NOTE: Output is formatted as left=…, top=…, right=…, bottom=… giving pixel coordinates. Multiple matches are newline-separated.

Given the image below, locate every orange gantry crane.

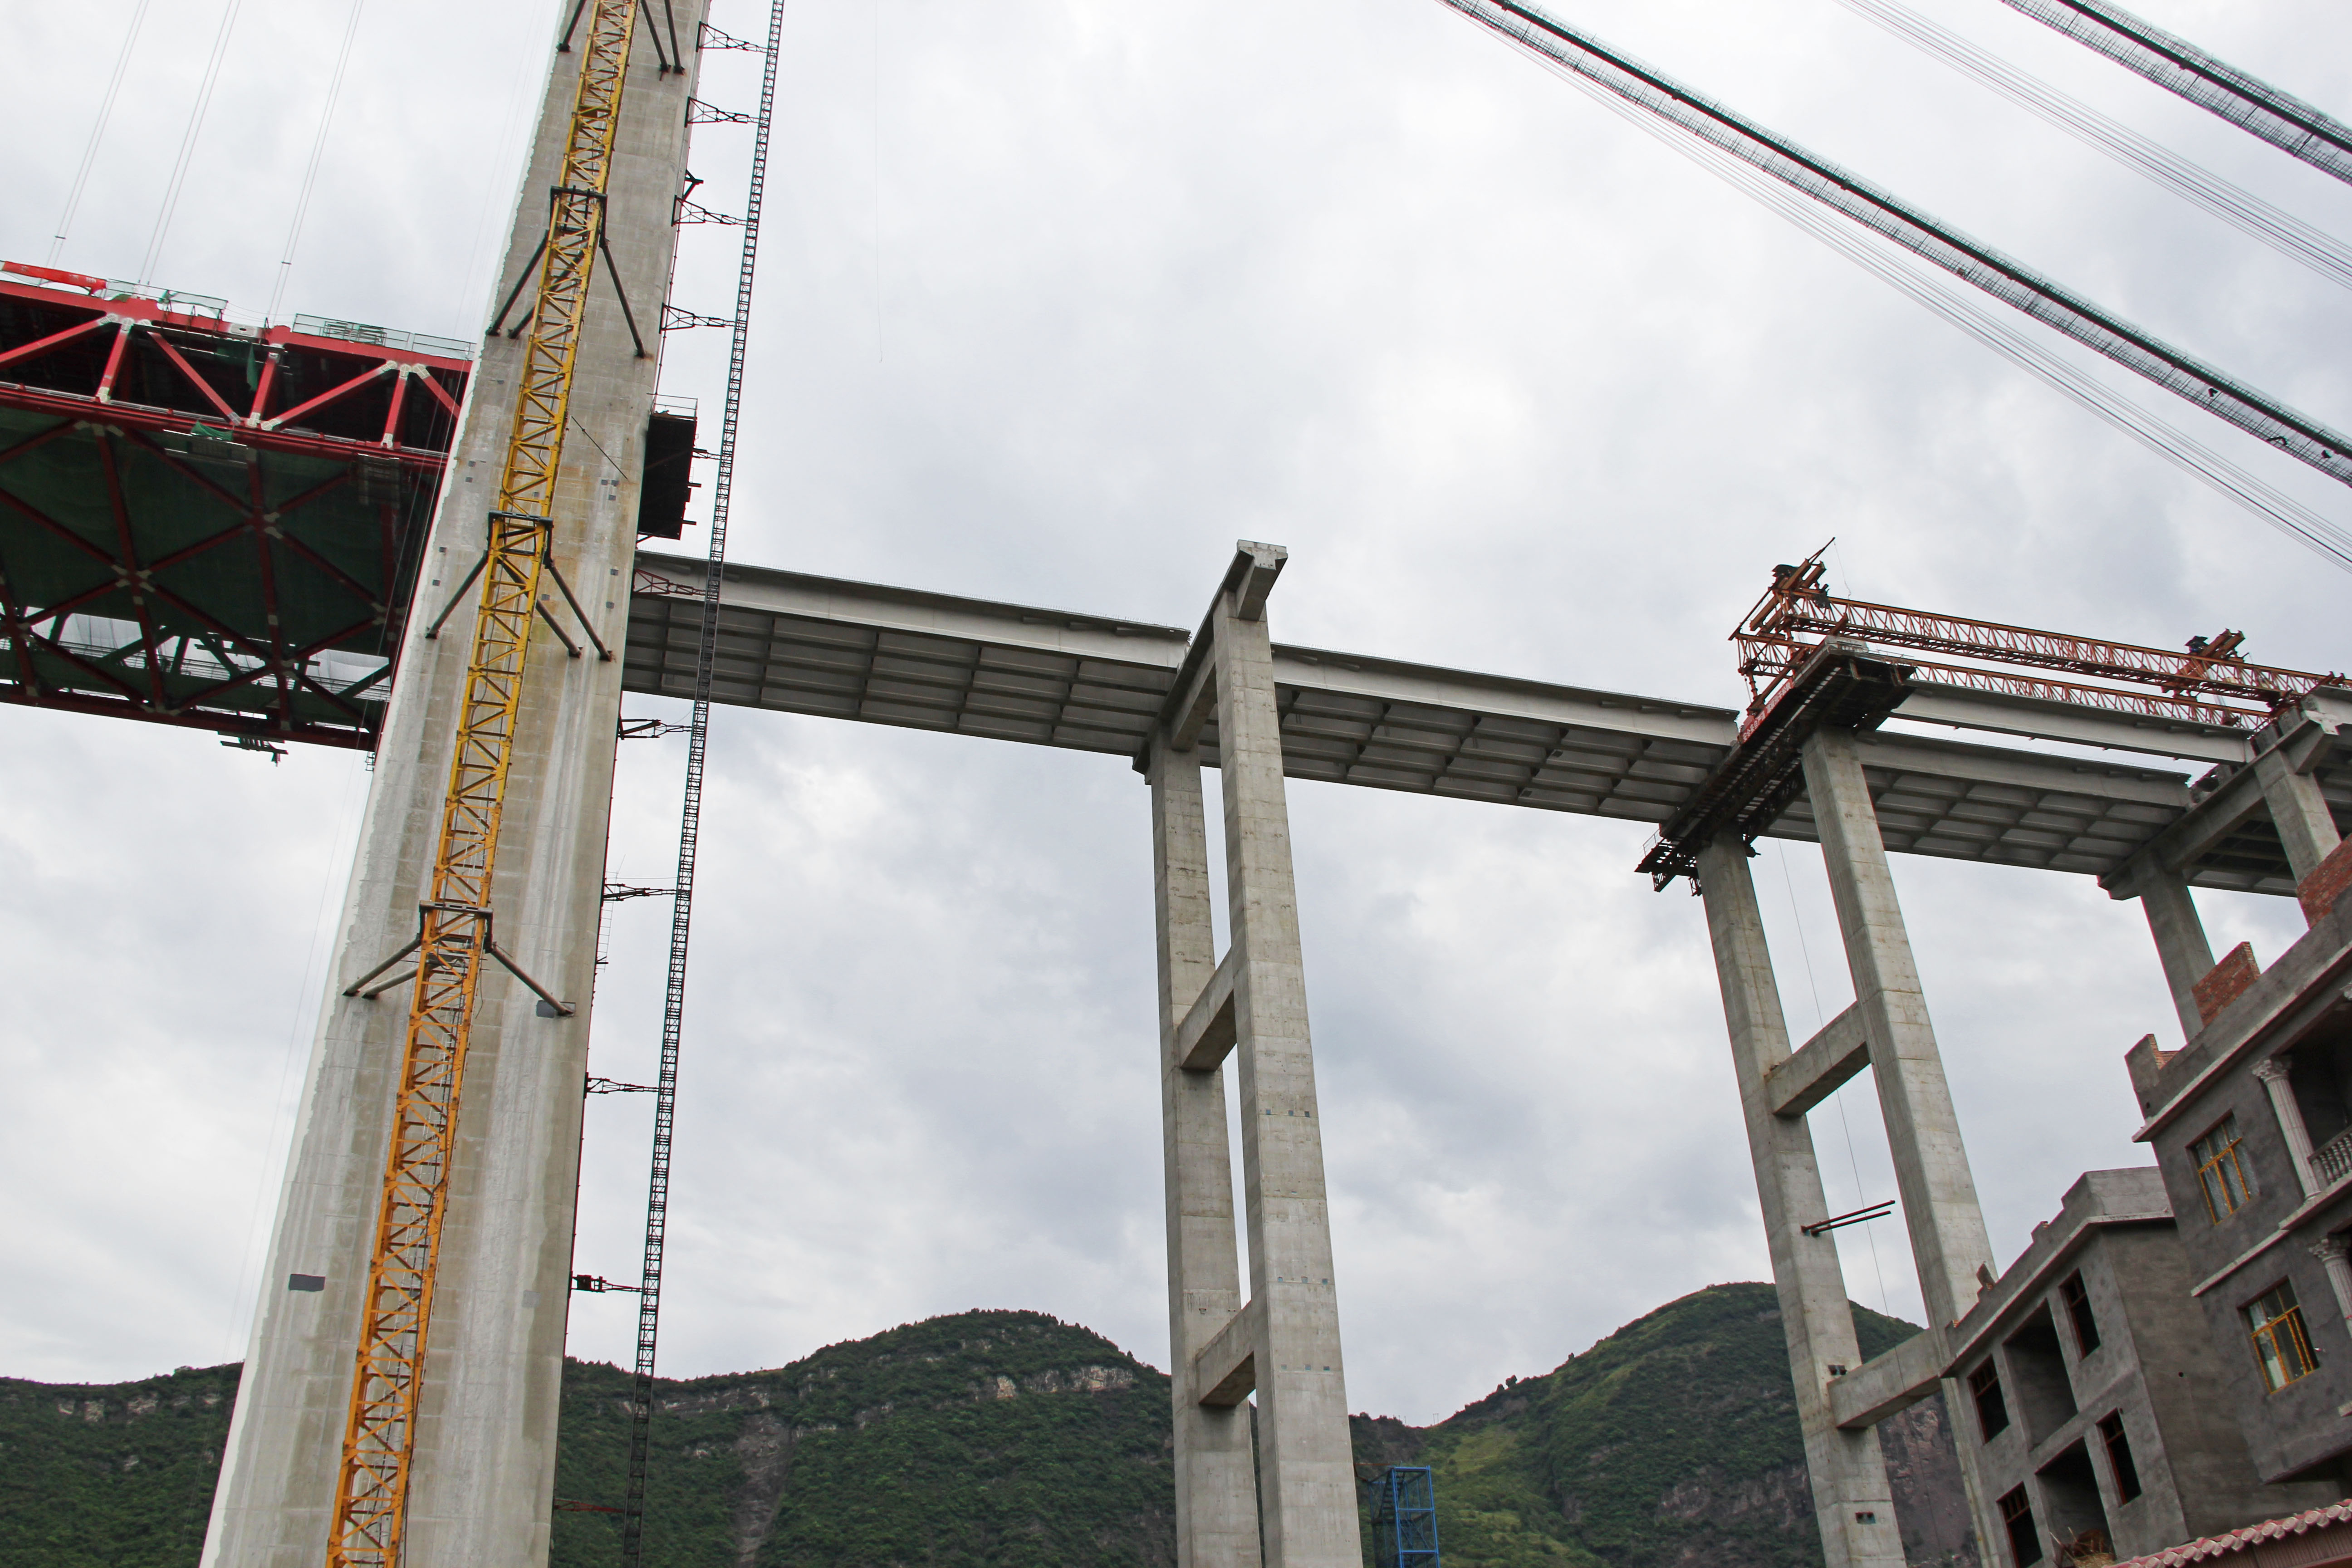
left=1737, top=547, right=2343, bottom=735
left=326, top=4, right=640, bottom=1563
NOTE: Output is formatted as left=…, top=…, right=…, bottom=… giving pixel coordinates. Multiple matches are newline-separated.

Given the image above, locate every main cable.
left=618, top=3, right=786, bottom=1563
left=1434, top=0, right=2352, bottom=498
left=1997, top=0, right=2352, bottom=188
left=1500, top=31, right=2352, bottom=571
left=1843, top=0, right=2352, bottom=291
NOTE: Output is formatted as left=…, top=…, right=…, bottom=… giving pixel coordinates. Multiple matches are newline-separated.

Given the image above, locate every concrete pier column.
left=1211, top=548, right=1358, bottom=1568
left=2136, top=872, right=2217, bottom=1039
left=1696, top=837, right=1904, bottom=1568
left=2253, top=1057, right=2320, bottom=1199
left=201, top=10, right=708, bottom=1566
left=1152, top=542, right=1359, bottom=1568
left=2309, top=1237, right=2352, bottom=1343
left=1149, top=738, right=1266, bottom=1568
left=1800, top=729, right=1994, bottom=1330
left=2254, top=747, right=2342, bottom=886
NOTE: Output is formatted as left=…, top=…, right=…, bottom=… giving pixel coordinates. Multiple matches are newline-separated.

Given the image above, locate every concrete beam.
left=1191, top=1300, right=1264, bottom=1408
left=1175, top=946, right=1241, bottom=1072
left=630, top=554, right=2266, bottom=890
left=2254, top=722, right=2343, bottom=883
left=1232, top=540, right=1285, bottom=622
left=1889, top=682, right=2254, bottom=765
left=1828, top=1328, right=1949, bottom=1431
left=1166, top=642, right=1221, bottom=752
left=1766, top=1004, right=1870, bottom=1119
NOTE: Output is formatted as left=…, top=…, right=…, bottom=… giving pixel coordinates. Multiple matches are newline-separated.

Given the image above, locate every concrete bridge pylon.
left=199, top=8, right=710, bottom=1563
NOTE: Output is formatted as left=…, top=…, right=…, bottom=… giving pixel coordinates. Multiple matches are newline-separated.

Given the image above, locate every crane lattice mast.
left=327, top=5, right=639, bottom=1563
left=615, top=6, right=786, bottom=1565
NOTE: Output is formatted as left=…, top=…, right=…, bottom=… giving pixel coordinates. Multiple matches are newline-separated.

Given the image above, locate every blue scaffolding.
left=1368, top=1465, right=1441, bottom=1568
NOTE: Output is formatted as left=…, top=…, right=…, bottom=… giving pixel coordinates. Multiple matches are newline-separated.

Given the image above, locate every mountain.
left=1347, top=1282, right=1976, bottom=1568
left=0, top=1362, right=240, bottom=1568
left=0, top=1286, right=1975, bottom=1568
left=549, top=1309, right=1174, bottom=1566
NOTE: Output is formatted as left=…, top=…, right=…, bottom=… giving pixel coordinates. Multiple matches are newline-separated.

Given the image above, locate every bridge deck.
left=626, top=551, right=2346, bottom=897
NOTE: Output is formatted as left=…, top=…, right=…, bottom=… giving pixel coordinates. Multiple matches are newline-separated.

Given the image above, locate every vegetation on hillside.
left=0, top=1287, right=1973, bottom=1568
left=1349, top=1282, right=1966, bottom=1568
left=0, top=1363, right=240, bottom=1568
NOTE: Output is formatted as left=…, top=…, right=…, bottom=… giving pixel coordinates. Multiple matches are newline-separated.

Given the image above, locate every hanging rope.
left=265, top=0, right=370, bottom=323
left=47, top=0, right=156, bottom=268
left=138, top=0, right=247, bottom=287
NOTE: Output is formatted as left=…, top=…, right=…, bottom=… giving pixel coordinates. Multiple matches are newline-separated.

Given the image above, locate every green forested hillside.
left=1348, top=1282, right=1975, bottom=1568
left=0, top=1362, right=240, bottom=1568
left=0, top=1287, right=1974, bottom=1568
left=550, top=1309, right=1175, bottom=1567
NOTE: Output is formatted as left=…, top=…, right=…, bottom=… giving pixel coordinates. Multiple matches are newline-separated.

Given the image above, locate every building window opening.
left=2060, top=1270, right=2100, bottom=1356
left=2004, top=1307, right=2080, bottom=1444
left=1969, top=1358, right=2010, bottom=1441
left=1999, top=1485, right=2043, bottom=1566
left=2246, top=1281, right=2318, bottom=1392
left=2190, top=1114, right=2256, bottom=1222
left=2037, top=1440, right=2112, bottom=1562
left=2097, top=1411, right=2142, bottom=1503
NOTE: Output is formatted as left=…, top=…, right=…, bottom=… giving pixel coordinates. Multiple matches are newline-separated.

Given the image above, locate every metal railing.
left=2311, top=1128, right=2352, bottom=1189
left=291, top=313, right=477, bottom=361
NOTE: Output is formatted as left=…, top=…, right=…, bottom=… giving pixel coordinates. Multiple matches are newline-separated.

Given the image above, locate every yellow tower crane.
left=328, top=4, right=641, bottom=1562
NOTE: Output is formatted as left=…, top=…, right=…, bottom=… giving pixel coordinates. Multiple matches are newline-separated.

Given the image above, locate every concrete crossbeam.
left=1890, top=682, right=2253, bottom=764
left=1191, top=1301, right=1264, bottom=1408
left=1176, top=946, right=1241, bottom=1072
left=1827, top=1328, right=1950, bottom=1431
left=1765, top=1003, right=1870, bottom=1119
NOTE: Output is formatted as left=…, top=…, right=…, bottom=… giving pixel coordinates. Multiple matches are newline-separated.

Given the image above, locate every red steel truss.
left=0, top=271, right=472, bottom=747
left=1735, top=549, right=2346, bottom=737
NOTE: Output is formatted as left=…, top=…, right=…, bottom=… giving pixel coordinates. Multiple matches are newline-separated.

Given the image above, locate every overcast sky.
left=3, top=0, right=2348, bottom=1428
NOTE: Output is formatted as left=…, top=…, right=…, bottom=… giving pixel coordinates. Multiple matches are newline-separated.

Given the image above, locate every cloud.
left=3, top=0, right=2346, bottom=1429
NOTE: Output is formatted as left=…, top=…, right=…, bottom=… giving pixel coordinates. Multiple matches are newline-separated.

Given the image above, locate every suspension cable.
left=266, top=0, right=371, bottom=323
left=1486, top=18, right=2352, bottom=573
left=1843, top=0, right=2352, bottom=291
left=138, top=0, right=247, bottom=286
left=1490, top=19, right=2352, bottom=573
left=1435, top=0, right=2352, bottom=498
left=617, top=3, right=785, bottom=1563
left=47, top=0, right=155, bottom=267
left=1997, top=0, right=2352, bottom=188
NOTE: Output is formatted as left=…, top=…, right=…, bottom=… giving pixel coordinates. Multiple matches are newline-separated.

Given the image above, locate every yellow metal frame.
left=327, top=4, right=639, bottom=1563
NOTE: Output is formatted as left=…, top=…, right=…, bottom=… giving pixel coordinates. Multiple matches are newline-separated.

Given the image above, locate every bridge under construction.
left=5, top=3, right=2351, bottom=1568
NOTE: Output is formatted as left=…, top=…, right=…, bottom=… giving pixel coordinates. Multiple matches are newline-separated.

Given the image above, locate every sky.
left=2, top=0, right=2348, bottom=1429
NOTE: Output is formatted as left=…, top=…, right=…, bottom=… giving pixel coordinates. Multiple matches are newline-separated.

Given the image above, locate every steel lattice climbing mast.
left=326, top=5, right=639, bottom=1564
left=617, top=6, right=785, bottom=1564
